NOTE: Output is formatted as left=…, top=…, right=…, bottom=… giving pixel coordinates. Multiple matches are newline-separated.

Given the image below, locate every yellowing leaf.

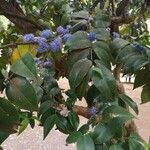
left=10, top=44, right=37, bottom=64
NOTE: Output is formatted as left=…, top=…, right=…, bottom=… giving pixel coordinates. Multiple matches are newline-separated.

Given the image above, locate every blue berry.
left=113, top=32, right=120, bottom=39
left=34, top=37, right=47, bottom=43
left=56, top=26, right=65, bottom=35
left=37, top=43, right=49, bottom=53
left=89, top=106, right=97, bottom=115
left=88, top=32, right=96, bottom=41
left=41, top=29, right=53, bottom=38
left=50, top=37, right=62, bottom=52
left=63, top=33, right=72, bottom=42
left=23, top=34, right=35, bottom=42
left=35, top=37, right=49, bottom=53
left=34, top=57, right=41, bottom=65
left=43, top=59, right=52, bottom=68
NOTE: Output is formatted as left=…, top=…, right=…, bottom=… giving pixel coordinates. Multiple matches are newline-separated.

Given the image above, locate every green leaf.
left=128, top=133, right=144, bottom=150
left=93, top=41, right=111, bottom=55
left=69, top=58, right=92, bottom=89
left=112, top=39, right=129, bottom=50
left=71, top=11, right=89, bottom=19
left=6, top=76, right=38, bottom=111
left=134, top=69, right=150, bottom=89
left=78, top=124, right=89, bottom=135
left=10, top=52, right=37, bottom=80
left=0, top=131, right=9, bottom=145
left=66, top=31, right=91, bottom=51
left=29, top=118, right=35, bottom=129
left=102, top=105, right=135, bottom=123
left=77, top=134, right=95, bottom=150
left=0, top=97, right=19, bottom=121
left=68, top=112, right=79, bottom=130
left=92, top=123, right=113, bottom=144
left=39, top=101, right=51, bottom=114
left=93, top=28, right=111, bottom=41
left=109, top=144, right=124, bottom=150
left=56, top=115, right=68, bottom=132
left=94, top=47, right=111, bottom=69
left=94, top=13, right=110, bottom=28
left=0, top=98, right=19, bottom=133
left=92, top=63, right=117, bottom=99
left=86, top=84, right=100, bottom=107
left=141, top=84, right=150, bottom=103
left=119, top=94, right=139, bottom=114
left=66, top=131, right=82, bottom=144
left=122, top=54, right=149, bottom=74
left=75, top=68, right=92, bottom=99
left=18, top=118, right=29, bottom=135
left=65, top=50, right=89, bottom=72
left=43, top=114, right=56, bottom=139
left=116, top=45, right=137, bottom=61
left=0, top=71, right=5, bottom=92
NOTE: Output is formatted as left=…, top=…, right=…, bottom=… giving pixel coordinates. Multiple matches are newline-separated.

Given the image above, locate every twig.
left=0, top=42, right=37, bottom=49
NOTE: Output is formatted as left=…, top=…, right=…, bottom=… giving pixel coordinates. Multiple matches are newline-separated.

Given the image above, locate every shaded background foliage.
left=0, top=0, right=150, bottom=150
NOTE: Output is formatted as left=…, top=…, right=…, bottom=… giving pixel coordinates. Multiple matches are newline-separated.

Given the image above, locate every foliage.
left=0, top=0, right=150, bottom=150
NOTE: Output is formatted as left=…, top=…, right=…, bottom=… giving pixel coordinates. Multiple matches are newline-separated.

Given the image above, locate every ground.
left=2, top=79, right=150, bottom=150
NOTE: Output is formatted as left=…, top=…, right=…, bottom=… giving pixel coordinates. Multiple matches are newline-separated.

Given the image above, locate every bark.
left=0, top=0, right=42, bottom=33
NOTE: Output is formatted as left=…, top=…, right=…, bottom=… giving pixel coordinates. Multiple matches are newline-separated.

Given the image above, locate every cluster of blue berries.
left=88, top=32, right=97, bottom=42
left=89, top=106, right=97, bottom=116
left=34, top=57, right=52, bottom=68
left=23, top=26, right=97, bottom=68
left=113, top=32, right=120, bottom=39
left=23, top=26, right=73, bottom=68
left=23, top=26, right=73, bottom=54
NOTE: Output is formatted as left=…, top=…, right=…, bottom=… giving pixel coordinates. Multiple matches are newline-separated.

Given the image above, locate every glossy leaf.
left=66, top=31, right=91, bottom=51
left=68, top=112, right=79, bottom=130
left=0, top=98, right=19, bottom=133
left=43, top=114, right=56, bottom=139
left=141, top=84, right=150, bottom=103
left=112, top=38, right=129, bottom=50
left=92, top=63, right=117, bottom=99
left=109, top=144, right=124, bottom=150
left=18, top=118, right=29, bottom=135
left=0, top=131, right=9, bottom=145
left=0, top=97, right=19, bottom=121
left=66, top=131, right=82, bottom=144
left=102, top=105, right=134, bottom=123
left=134, top=69, right=150, bottom=89
left=69, top=58, right=92, bottom=90
left=11, top=52, right=37, bottom=80
left=77, top=134, right=95, bottom=150
left=92, top=123, right=113, bottom=144
left=6, top=76, right=38, bottom=111
left=78, top=124, right=89, bottom=135
left=94, top=47, right=111, bottom=69
left=128, top=133, right=144, bottom=150
left=11, top=44, right=37, bottom=64
left=119, top=94, right=139, bottom=114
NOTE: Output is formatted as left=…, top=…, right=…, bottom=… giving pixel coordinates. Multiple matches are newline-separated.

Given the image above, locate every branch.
left=0, top=0, right=42, bottom=33
left=73, top=105, right=91, bottom=119
left=111, top=16, right=133, bottom=25
left=113, top=64, right=125, bottom=94
left=0, top=12, right=42, bottom=30
left=0, top=42, right=37, bottom=49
